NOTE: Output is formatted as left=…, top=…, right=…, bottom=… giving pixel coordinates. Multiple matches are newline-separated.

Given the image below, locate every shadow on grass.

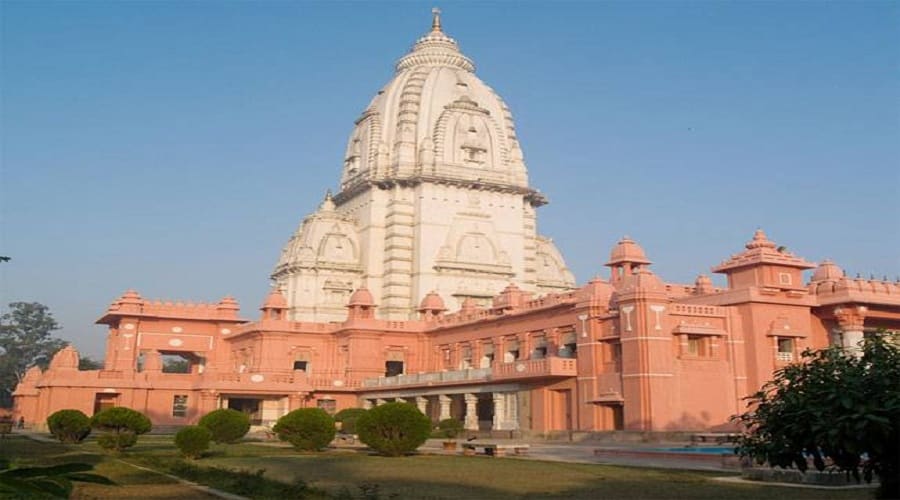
left=203, top=454, right=868, bottom=500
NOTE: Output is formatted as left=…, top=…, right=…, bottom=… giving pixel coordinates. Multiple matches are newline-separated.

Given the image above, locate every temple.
left=12, top=13, right=900, bottom=434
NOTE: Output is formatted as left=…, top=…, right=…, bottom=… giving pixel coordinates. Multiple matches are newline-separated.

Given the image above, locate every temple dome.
left=811, top=259, right=843, bottom=282
left=418, top=291, right=446, bottom=312
left=605, top=237, right=652, bottom=266
left=261, top=288, right=288, bottom=309
left=339, top=10, right=529, bottom=193
left=348, top=287, right=375, bottom=307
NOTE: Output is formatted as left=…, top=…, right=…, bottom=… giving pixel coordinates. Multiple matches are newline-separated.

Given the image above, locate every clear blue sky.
left=2, top=1, right=898, bottom=360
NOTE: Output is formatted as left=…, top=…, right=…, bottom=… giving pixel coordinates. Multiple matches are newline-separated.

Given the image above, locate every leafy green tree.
left=91, top=407, right=152, bottom=453
left=273, top=408, right=336, bottom=451
left=198, top=408, right=250, bottom=444
left=334, top=407, right=367, bottom=435
left=47, top=409, right=92, bottom=444
left=174, top=425, right=212, bottom=459
left=356, top=402, right=431, bottom=457
left=735, top=332, right=899, bottom=499
left=78, top=357, right=103, bottom=371
left=0, top=302, right=66, bottom=407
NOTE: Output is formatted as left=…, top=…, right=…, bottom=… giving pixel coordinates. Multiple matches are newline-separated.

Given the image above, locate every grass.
left=0, top=434, right=874, bottom=499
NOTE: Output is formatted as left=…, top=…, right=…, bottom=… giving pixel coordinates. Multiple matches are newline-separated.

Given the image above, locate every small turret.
left=418, top=291, right=446, bottom=321
left=605, top=237, right=652, bottom=285
left=260, top=288, right=289, bottom=320
left=346, top=286, right=376, bottom=320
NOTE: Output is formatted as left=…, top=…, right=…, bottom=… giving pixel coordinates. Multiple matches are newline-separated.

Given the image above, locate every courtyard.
left=1, top=433, right=872, bottom=499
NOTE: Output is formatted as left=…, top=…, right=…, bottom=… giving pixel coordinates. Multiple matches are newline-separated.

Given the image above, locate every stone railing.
left=670, top=304, right=726, bottom=317
left=493, top=357, right=577, bottom=379
left=361, top=368, right=492, bottom=388
left=361, top=356, right=577, bottom=389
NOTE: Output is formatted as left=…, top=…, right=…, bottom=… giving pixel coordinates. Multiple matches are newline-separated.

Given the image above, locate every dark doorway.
left=228, top=398, right=262, bottom=425
left=385, top=361, right=404, bottom=377
left=476, top=394, right=494, bottom=431
left=93, top=393, right=117, bottom=415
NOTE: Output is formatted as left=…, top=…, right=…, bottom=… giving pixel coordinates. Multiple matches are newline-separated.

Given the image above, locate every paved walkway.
left=418, top=438, right=735, bottom=471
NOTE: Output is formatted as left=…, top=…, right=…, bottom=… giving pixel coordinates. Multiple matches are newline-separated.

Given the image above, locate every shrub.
left=334, top=408, right=368, bottom=435
left=437, top=418, right=464, bottom=440
left=175, top=425, right=212, bottom=459
left=272, top=408, right=335, bottom=451
left=356, top=402, right=431, bottom=457
left=47, top=409, right=92, bottom=444
left=91, top=407, right=151, bottom=452
left=198, top=409, right=250, bottom=444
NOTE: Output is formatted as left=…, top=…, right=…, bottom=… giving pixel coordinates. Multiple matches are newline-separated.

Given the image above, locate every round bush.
left=175, top=425, right=212, bottom=459
left=272, top=408, right=336, bottom=451
left=91, top=407, right=151, bottom=452
left=198, top=408, right=250, bottom=444
left=334, top=408, right=368, bottom=435
left=356, top=402, right=431, bottom=457
left=47, top=409, right=92, bottom=443
left=437, top=418, right=464, bottom=439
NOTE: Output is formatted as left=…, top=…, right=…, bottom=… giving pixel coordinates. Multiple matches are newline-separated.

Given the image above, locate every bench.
left=691, top=433, right=740, bottom=444
left=462, top=443, right=530, bottom=457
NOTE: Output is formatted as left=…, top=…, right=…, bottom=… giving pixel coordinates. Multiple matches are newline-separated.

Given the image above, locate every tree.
left=174, top=425, right=212, bottom=459
left=198, top=409, right=250, bottom=444
left=334, top=407, right=368, bottom=435
left=273, top=408, right=336, bottom=451
left=356, top=402, right=431, bottom=457
left=91, top=407, right=152, bottom=453
left=0, top=302, right=66, bottom=407
left=78, top=357, right=103, bottom=371
left=734, top=332, right=899, bottom=499
left=47, top=409, right=92, bottom=444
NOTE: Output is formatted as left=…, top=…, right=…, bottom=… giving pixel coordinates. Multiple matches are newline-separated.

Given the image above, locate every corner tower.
left=274, top=10, right=575, bottom=321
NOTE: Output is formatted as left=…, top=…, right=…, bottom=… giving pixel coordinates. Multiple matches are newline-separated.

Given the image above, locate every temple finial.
left=431, top=7, right=442, bottom=32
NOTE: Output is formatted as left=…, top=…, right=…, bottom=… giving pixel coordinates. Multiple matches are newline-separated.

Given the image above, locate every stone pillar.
left=464, top=394, right=478, bottom=430
left=288, top=393, right=304, bottom=412
left=492, top=393, right=505, bottom=430
left=835, top=306, right=867, bottom=355
left=438, top=395, right=451, bottom=421
left=506, top=392, right=519, bottom=430
left=415, top=396, right=428, bottom=415
left=199, top=390, right=219, bottom=416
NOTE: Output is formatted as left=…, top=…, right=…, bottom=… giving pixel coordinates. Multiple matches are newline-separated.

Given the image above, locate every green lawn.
left=0, top=435, right=874, bottom=499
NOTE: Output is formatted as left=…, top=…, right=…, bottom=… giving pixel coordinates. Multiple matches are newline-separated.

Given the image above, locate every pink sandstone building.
left=13, top=13, right=900, bottom=434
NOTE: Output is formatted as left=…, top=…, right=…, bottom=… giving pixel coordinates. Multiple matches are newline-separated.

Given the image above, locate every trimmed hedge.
left=357, top=402, right=431, bottom=457
left=91, top=407, right=151, bottom=452
left=175, top=425, right=212, bottom=459
left=47, top=409, right=92, bottom=443
left=334, top=408, right=368, bottom=435
left=198, top=409, right=250, bottom=444
left=272, top=408, right=335, bottom=451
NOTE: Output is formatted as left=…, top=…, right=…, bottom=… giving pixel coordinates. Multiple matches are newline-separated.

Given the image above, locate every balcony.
left=361, top=357, right=577, bottom=389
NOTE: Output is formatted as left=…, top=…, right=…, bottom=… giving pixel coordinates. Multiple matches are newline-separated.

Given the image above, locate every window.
left=777, top=337, right=794, bottom=362
left=504, top=349, right=519, bottom=363
left=385, top=361, right=404, bottom=377
left=685, top=335, right=710, bottom=357
left=172, top=395, right=188, bottom=417
left=317, top=399, right=336, bottom=415
left=604, top=342, right=621, bottom=364
left=292, top=360, right=308, bottom=372
left=559, top=343, right=577, bottom=359
left=532, top=346, right=547, bottom=359
left=460, top=345, right=473, bottom=369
